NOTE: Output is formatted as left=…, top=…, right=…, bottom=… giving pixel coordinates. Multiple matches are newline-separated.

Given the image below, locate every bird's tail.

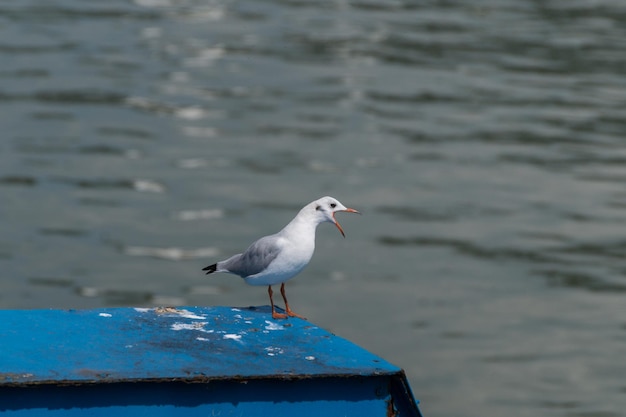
left=202, top=263, right=218, bottom=274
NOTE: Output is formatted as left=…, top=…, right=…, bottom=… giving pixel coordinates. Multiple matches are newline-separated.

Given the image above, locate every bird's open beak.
left=332, top=208, right=360, bottom=238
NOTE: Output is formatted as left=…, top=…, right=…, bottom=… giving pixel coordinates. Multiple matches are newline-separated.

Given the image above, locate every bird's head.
left=311, top=196, right=360, bottom=237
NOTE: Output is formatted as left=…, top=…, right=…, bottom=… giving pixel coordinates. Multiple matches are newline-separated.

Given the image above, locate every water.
left=2, top=1, right=626, bottom=415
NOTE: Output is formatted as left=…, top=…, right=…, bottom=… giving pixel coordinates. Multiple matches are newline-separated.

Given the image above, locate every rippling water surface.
left=3, top=1, right=626, bottom=416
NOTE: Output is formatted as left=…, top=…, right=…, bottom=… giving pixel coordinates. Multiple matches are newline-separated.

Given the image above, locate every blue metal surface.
left=0, top=306, right=422, bottom=416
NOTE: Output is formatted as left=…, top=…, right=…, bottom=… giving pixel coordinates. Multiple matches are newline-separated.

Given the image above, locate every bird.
left=202, top=196, right=360, bottom=319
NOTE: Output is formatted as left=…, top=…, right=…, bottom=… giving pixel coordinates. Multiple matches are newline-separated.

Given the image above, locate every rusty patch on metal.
left=386, top=395, right=398, bottom=417
left=0, top=372, right=375, bottom=388
left=75, top=369, right=113, bottom=379
left=154, top=306, right=180, bottom=314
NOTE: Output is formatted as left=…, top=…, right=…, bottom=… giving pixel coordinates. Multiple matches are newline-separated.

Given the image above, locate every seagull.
left=202, top=196, right=360, bottom=319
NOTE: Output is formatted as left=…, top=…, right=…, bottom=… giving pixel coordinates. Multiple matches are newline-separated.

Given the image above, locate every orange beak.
left=332, top=208, right=360, bottom=238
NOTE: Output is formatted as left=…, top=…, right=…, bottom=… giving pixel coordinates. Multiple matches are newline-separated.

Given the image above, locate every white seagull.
left=203, top=196, right=360, bottom=319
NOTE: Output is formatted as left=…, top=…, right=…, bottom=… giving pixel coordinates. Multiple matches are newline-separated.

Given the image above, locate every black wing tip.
left=202, top=263, right=217, bottom=274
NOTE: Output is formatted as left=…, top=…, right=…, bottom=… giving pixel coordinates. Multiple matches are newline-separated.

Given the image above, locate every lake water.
left=2, top=1, right=626, bottom=416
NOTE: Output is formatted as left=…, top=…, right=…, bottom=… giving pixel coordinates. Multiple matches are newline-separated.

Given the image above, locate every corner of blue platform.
left=0, top=305, right=423, bottom=416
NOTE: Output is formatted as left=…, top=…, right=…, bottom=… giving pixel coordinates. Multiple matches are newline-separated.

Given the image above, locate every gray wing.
left=221, top=235, right=282, bottom=278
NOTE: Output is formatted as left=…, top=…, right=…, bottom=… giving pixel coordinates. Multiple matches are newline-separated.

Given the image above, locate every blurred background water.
left=2, top=0, right=626, bottom=416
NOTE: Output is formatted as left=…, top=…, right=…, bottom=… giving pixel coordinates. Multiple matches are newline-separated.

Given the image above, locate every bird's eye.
left=330, top=203, right=337, bottom=208
left=316, top=205, right=321, bottom=210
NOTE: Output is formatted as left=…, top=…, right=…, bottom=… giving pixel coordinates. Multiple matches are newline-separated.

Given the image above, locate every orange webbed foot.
left=286, top=309, right=306, bottom=320
left=271, top=311, right=288, bottom=319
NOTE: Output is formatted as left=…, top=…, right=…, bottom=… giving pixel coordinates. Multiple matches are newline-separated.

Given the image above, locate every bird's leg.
left=280, top=283, right=306, bottom=319
left=268, top=285, right=287, bottom=319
